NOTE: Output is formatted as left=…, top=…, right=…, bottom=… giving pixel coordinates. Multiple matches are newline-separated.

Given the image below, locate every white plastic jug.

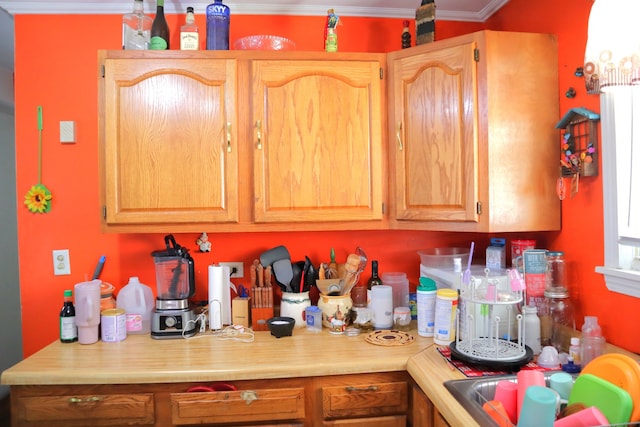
left=116, top=277, right=154, bottom=334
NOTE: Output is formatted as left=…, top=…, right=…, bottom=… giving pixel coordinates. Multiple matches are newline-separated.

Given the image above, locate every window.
left=595, top=87, right=640, bottom=297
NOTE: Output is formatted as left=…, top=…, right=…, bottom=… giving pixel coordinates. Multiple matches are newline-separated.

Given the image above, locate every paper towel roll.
left=208, top=264, right=231, bottom=330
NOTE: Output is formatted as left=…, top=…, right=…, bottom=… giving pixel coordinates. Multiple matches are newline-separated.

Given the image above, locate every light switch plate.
left=59, top=121, right=75, bottom=143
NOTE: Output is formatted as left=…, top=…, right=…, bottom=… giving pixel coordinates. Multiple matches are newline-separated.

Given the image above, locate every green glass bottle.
left=150, top=0, right=170, bottom=50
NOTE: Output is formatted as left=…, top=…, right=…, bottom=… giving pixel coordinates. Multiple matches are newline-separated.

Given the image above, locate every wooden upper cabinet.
left=100, top=52, right=238, bottom=227
left=389, top=41, right=477, bottom=224
left=388, top=31, right=561, bottom=232
left=251, top=58, right=385, bottom=223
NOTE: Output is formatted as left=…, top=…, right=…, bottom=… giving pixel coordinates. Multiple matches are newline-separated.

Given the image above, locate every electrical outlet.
left=52, top=249, right=71, bottom=275
left=219, top=262, right=244, bottom=278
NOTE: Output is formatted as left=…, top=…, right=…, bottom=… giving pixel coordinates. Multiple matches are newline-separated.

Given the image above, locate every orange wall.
left=12, top=2, right=638, bottom=358
left=487, top=0, right=640, bottom=353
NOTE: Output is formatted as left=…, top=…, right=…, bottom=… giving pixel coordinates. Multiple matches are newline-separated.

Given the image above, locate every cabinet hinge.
left=476, top=202, right=482, bottom=215
left=474, top=48, right=480, bottom=62
left=382, top=202, right=385, bottom=214
left=102, top=206, right=107, bottom=220
left=100, top=64, right=105, bottom=78
left=379, top=67, right=384, bottom=80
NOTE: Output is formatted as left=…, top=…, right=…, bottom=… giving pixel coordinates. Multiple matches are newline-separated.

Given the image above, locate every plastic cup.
left=482, top=400, right=512, bottom=427
left=517, top=385, right=557, bottom=427
left=516, top=370, right=545, bottom=418
left=493, top=380, right=518, bottom=424
left=549, top=372, right=573, bottom=401
left=554, top=406, right=609, bottom=427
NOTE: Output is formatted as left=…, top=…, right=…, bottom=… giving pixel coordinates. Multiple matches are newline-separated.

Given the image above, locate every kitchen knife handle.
left=255, top=120, right=262, bottom=150
left=396, top=121, right=404, bottom=151
left=226, top=122, right=232, bottom=153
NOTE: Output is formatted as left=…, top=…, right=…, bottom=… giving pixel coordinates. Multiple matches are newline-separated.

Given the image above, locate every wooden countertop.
left=1, top=327, right=437, bottom=386
left=4, top=326, right=637, bottom=427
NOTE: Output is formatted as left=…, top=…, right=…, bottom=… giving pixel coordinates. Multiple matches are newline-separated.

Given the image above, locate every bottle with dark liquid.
left=401, top=20, right=411, bottom=49
left=367, top=260, right=384, bottom=290
left=150, top=0, right=170, bottom=50
left=60, top=290, right=77, bottom=343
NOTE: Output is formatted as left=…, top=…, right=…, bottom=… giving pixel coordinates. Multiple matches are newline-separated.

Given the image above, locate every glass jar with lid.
left=543, top=287, right=575, bottom=353
left=546, top=251, right=567, bottom=290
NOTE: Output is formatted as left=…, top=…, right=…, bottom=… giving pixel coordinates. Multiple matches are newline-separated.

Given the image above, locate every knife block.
left=251, top=307, right=273, bottom=331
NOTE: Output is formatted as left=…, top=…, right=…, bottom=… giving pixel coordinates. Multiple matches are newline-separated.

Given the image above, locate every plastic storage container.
left=116, top=276, right=154, bottom=334
left=380, top=272, right=409, bottom=309
left=417, top=277, right=437, bottom=337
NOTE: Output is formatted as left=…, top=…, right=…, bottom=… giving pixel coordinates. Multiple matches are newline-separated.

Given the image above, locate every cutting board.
left=568, top=373, right=633, bottom=424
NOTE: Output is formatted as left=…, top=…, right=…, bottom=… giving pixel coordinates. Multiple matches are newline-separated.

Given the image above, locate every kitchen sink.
left=444, top=371, right=640, bottom=427
left=444, top=373, right=519, bottom=427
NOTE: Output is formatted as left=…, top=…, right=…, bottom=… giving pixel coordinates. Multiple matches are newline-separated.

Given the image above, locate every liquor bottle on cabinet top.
left=150, top=0, right=170, bottom=50
left=206, top=0, right=230, bottom=50
left=123, top=0, right=152, bottom=50
left=180, top=7, right=199, bottom=50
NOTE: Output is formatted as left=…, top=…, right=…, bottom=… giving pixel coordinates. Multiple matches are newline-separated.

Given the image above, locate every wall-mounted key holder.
left=556, top=107, right=600, bottom=178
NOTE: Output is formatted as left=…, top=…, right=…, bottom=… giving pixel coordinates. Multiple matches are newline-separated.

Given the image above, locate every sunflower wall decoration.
left=24, top=106, right=53, bottom=213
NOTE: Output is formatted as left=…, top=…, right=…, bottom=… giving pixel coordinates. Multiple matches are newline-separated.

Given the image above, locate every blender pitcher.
left=152, top=235, right=195, bottom=301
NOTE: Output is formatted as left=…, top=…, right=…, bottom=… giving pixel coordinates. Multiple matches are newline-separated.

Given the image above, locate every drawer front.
left=322, top=381, right=408, bottom=418
left=17, top=393, right=154, bottom=425
left=171, top=387, right=305, bottom=425
left=323, top=415, right=407, bottom=426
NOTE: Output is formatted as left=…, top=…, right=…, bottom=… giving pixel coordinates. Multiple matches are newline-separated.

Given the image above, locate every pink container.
left=554, top=406, right=609, bottom=427
left=494, top=380, right=518, bottom=424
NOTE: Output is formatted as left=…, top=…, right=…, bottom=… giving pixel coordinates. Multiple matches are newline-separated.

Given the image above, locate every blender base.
left=151, top=307, right=197, bottom=339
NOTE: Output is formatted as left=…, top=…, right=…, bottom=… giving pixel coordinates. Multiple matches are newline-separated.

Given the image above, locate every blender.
left=151, top=235, right=197, bottom=339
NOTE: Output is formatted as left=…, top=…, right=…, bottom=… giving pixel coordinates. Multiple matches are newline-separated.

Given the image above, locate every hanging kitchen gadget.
left=150, top=234, right=197, bottom=339
left=450, top=268, right=533, bottom=370
left=24, top=106, right=53, bottom=213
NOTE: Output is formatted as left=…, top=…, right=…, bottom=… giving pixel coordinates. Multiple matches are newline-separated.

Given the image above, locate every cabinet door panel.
left=391, top=42, right=477, bottom=222
left=103, top=58, right=238, bottom=224
left=252, top=60, right=383, bottom=223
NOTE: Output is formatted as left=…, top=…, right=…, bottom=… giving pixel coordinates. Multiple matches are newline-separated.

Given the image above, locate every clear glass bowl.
left=233, top=35, right=296, bottom=50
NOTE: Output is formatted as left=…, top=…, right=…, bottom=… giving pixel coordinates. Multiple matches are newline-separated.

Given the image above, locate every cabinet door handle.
left=255, top=120, right=262, bottom=150
left=226, top=122, right=232, bottom=153
left=396, top=122, right=404, bottom=151
left=68, top=396, right=103, bottom=404
left=345, top=385, right=378, bottom=392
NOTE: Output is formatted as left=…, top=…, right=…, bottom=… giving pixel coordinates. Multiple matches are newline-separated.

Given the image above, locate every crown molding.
left=0, top=0, right=508, bottom=22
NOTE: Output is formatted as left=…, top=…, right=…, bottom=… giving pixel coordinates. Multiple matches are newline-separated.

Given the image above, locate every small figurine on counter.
left=196, top=232, right=212, bottom=252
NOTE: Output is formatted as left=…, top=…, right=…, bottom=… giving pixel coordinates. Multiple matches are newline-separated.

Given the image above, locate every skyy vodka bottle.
left=206, top=0, right=230, bottom=50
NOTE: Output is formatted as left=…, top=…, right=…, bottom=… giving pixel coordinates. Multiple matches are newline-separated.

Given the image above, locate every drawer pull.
left=68, top=396, right=103, bottom=404
left=345, top=385, right=378, bottom=392
left=241, top=390, right=258, bottom=405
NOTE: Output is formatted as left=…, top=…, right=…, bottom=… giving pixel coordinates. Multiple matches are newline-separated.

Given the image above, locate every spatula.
left=273, top=259, right=294, bottom=292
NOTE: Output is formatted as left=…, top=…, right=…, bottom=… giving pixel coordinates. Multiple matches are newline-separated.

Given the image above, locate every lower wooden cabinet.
left=170, top=387, right=305, bottom=425
left=9, top=372, right=414, bottom=427
left=412, top=385, right=451, bottom=427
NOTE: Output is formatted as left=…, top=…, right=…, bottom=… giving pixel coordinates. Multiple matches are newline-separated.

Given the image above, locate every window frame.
left=595, top=87, right=640, bottom=297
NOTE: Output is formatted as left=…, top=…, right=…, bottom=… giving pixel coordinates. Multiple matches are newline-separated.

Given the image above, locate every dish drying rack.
left=451, top=268, right=532, bottom=367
